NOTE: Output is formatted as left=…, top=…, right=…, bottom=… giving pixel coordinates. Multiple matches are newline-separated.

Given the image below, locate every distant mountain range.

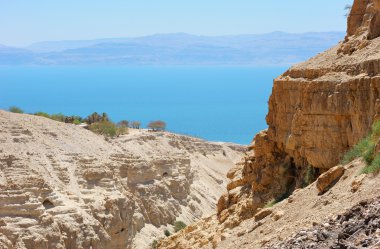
left=0, top=32, right=345, bottom=66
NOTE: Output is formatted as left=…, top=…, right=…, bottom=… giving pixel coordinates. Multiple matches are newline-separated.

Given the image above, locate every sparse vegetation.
left=50, top=113, right=66, bottom=122
left=173, top=220, right=187, bottom=232
left=164, top=229, right=171, bottom=237
left=9, top=106, right=24, bottom=114
left=303, top=165, right=318, bottom=186
left=341, top=121, right=380, bottom=174
left=131, top=121, right=141, bottom=129
left=118, top=120, right=129, bottom=128
left=264, top=199, right=277, bottom=208
left=148, top=120, right=166, bottom=131
left=88, top=120, right=127, bottom=138
left=7, top=106, right=153, bottom=138
left=86, top=112, right=108, bottom=124
left=89, top=121, right=117, bottom=137
left=35, top=112, right=50, bottom=118
left=264, top=190, right=293, bottom=208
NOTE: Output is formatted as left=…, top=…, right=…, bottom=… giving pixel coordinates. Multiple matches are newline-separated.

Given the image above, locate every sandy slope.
left=158, top=159, right=380, bottom=248
left=0, top=110, right=246, bottom=249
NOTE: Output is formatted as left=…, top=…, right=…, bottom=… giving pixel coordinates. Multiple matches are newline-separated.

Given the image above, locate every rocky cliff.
left=218, top=0, right=380, bottom=221
left=158, top=0, right=380, bottom=248
left=0, top=110, right=245, bottom=249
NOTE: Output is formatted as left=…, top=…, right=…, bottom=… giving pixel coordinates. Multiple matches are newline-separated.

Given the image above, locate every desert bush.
left=9, top=106, right=24, bottom=114
left=131, top=121, right=141, bottom=129
left=164, top=230, right=171, bottom=237
left=173, top=221, right=187, bottom=232
left=50, top=113, right=66, bottom=122
left=73, top=119, right=82, bottom=125
left=148, top=120, right=166, bottom=131
left=101, top=112, right=109, bottom=122
left=341, top=121, right=380, bottom=174
left=118, top=120, right=129, bottom=128
left=264, top=199, right=277, bottom=208
left=89, top=121, right=117, bottom=137
left=362, top=154, right=380, bottom=174
left=35, top=112, right=50, bottom=118
left=116, top=126, right=128, bottom=136
left=87, top=112, right=102, bottom=124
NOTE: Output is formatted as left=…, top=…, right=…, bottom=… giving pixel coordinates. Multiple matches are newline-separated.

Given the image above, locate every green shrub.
left=363, top=154, right=380, bottom=174
left=173, top=221, right=187, bottom=232
left=73, top=119, right=82, bottom=125
left=341, top=121, right=380, bottom=174
left=50, top=113, right=66, bottom=122
left=89, top=121, right=117, bottom=137
left=264, top=199, right=277, bottom=208
left=9, top=106, right=24, bottom=114
left=35, top=112, right=51, bottom=118
left=341, top=137, right=371, bottom=164
left=164, top=230, right=171, bottom=237
left=372, top=121, right=380, bottom=137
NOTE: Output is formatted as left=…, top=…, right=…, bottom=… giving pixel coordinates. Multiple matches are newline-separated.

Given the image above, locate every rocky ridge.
left=158, top=0, right=380, bottom=248
left=0, top=110, right=245, bottom=249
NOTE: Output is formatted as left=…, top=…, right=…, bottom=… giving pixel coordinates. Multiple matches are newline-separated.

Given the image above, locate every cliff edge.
left=158, top=0, right=380, bottom=248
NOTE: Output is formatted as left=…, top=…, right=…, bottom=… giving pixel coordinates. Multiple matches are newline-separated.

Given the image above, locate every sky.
left=1, top=0, right=353, bottom=47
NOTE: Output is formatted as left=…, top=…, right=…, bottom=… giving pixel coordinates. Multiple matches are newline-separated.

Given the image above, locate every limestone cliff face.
left=0, top=110, right=245, bottom=249
left=219, top=0, right=380, bottom=216
left=159, top=1, right=380, bottom=248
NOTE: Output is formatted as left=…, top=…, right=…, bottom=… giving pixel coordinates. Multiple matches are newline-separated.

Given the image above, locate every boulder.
left=316, top=166, right=345, bottom=194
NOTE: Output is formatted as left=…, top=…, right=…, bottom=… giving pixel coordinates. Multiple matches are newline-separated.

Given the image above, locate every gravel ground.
left=270, top=197, right=380, bottom=249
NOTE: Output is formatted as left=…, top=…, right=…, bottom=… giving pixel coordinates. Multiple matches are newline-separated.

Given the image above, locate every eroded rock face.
left=220, top=0, right=380, bottom=217
left=159, top=0, right=380, bottom=248
left=0, top=110, right=245, bottom=249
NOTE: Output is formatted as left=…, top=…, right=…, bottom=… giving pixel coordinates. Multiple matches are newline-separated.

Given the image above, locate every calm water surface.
left=0, top=66, right=286, bottom=144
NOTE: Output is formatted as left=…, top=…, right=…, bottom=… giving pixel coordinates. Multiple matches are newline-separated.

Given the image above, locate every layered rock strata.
left=0, top=110, right=245, bottom=249
left=218, top=0, right=380, bottom=221
left=159, top=0, right=380, bottom=248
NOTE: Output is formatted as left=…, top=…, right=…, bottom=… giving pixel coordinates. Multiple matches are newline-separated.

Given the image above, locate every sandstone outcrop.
left=316, top=166, right=345, bottom=194
left=158, top=0, right=380, bottom=248
left=0, top=110, right=245, bottom=249
left=216, top=0, right=380, bottom=221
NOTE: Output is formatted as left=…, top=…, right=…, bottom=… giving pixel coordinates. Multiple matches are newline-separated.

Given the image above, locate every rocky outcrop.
left=217, top=0, right=380, bottom=221
left=158, top=0, right=380, bottom=248
left=0, top=110, right=245, bottom=249
left=316, top=166, right=345, bottom=194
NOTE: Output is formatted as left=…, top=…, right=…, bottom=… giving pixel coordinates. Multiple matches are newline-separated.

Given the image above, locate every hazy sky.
left=1, top=0, right=352, bottom=46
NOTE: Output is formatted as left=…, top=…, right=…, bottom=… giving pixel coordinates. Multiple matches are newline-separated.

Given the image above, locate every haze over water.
left=0, top=66, right=286, bottom=144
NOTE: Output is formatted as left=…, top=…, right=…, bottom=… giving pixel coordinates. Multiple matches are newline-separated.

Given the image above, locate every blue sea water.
left=0, top=66, right=286, bottom=144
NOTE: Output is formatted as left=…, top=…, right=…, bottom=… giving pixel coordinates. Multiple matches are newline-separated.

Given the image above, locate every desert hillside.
left=158, top=0, right=380, bottom=248
left=0, top=110, right=245, bottom=249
